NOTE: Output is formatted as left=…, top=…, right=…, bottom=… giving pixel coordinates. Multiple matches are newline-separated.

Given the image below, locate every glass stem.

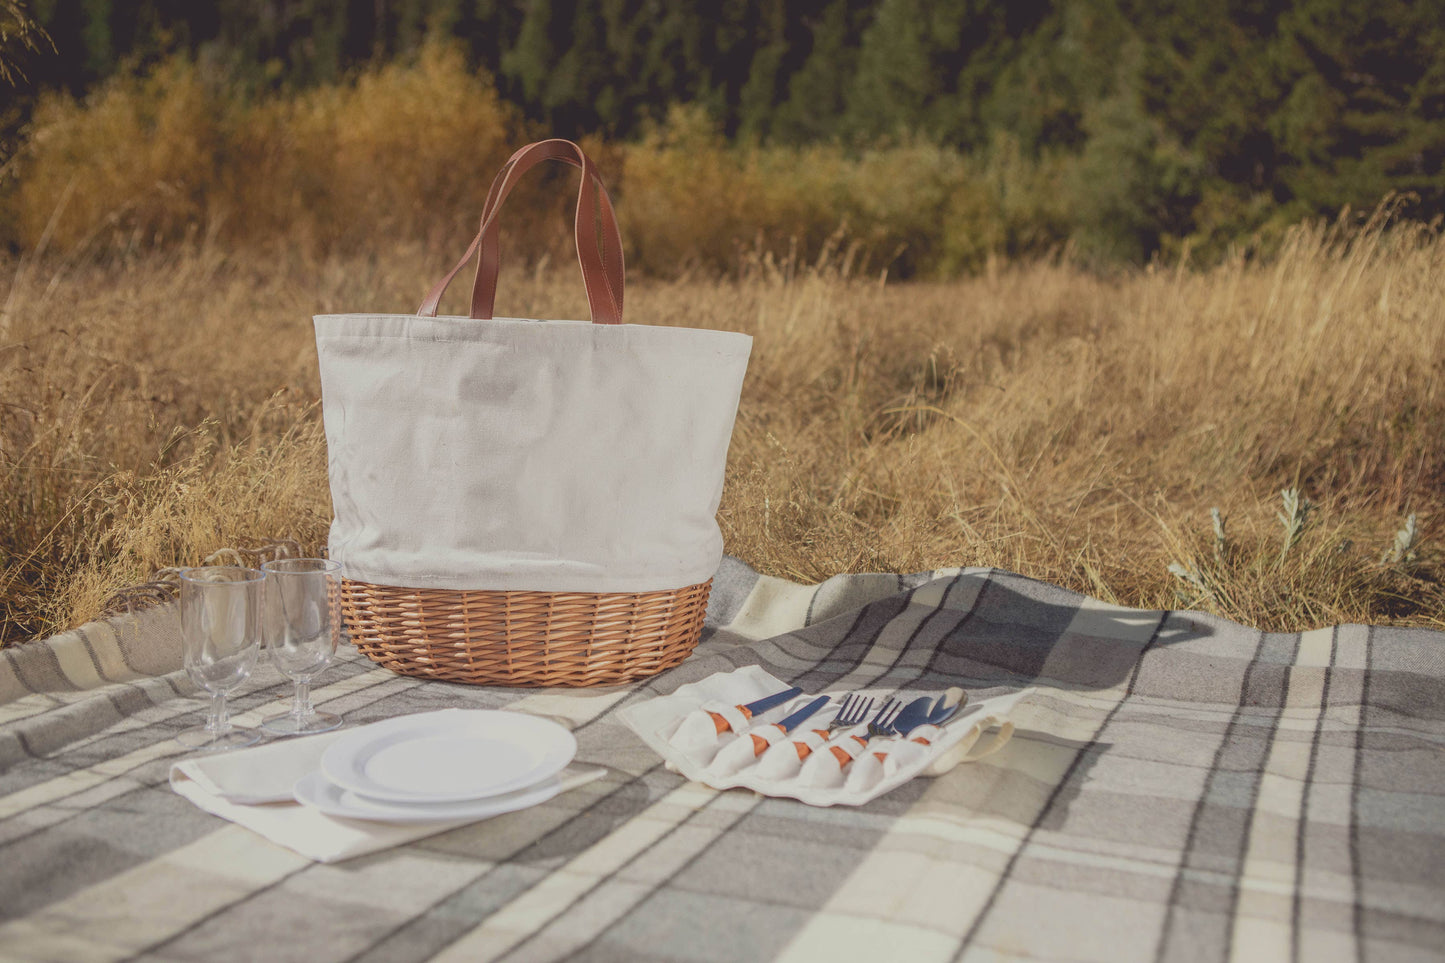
left=208, top=691, right=230, bottom=733
left=292, top=680, right=313, bottom=719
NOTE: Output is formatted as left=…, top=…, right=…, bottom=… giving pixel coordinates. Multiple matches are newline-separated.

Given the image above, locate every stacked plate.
left=293, top=709, right=577, bottom=823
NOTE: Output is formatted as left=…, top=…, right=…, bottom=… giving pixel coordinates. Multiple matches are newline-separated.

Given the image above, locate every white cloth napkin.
left=171, top=729, right=349, bottom=804
left=170, top=723, right=604, bottom=863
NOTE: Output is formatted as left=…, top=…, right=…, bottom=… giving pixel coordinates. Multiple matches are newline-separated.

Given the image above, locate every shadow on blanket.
left=696, top=564, right=1215, bottom=698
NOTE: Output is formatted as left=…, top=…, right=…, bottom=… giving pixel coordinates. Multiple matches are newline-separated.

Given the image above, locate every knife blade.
left=707, top=686, right=804, bottom=734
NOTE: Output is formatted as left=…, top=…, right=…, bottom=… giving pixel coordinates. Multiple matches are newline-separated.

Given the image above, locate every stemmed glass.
left=261, top=557, right=344, bottom=735
left=177, top=566, right=264, bottom=750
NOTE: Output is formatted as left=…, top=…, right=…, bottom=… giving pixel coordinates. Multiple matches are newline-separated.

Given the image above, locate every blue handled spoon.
left=887, top=697, right=935, bottom=737
left=892, top=688, right=968, bottom=738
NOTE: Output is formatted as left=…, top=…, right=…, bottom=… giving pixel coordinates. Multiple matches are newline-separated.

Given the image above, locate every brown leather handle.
left=472, top=141, right=624, bottom=322
left=418, top=139, right=625, bottom=324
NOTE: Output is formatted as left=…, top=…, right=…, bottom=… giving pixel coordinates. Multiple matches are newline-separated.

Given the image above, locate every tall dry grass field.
left=0, top=48, right=1440, bottom=642
left=2, top=211, right=1441, bottom=644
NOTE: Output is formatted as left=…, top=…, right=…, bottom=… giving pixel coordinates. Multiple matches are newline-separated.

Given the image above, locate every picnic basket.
left=337, top=581, right=714, bottom=687
left=314, top=139, right=751, bottom=687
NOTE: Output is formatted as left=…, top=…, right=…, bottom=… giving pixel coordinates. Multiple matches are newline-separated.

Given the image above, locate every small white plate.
left=294, top=770, right=564, bottom=823
left=320, top=709, right=576, bottom=803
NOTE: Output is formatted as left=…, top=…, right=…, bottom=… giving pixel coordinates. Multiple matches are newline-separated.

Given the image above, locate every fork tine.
left=859, top=698, right=906, bottom=740
left=833, top=693, right=871, bottom=729
left=878, top=699, right=904, bottom=731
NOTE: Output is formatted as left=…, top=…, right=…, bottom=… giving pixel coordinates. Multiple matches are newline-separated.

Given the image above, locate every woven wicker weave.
left=339, top=578, right=711, bottom=687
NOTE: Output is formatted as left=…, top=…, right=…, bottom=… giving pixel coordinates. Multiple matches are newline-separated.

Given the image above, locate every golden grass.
left=2, top=50, right=1064, bottom=278
left=2, top=208, right=1441, bottom=644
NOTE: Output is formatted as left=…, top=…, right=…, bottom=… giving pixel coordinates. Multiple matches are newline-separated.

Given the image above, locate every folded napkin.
left=171, top=728, right=349, bottom=804
left=170, top=723, right=604, bottom=863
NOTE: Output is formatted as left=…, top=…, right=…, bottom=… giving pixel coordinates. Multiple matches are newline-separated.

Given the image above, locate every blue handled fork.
left=786, top=692, right=871, bottom=761
left=827, top=693, right=873, bottom=733
left=826, top=698, right=904, bottom=767
left=865, top=699, right=905, bottom=739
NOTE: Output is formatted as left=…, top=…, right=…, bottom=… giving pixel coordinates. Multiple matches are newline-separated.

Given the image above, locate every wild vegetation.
left=7, top=0, right=1445, bottom=263
left=0, top=5, right=1441, bottom=644
left=3, top=204, right=1441, bottom=643
left=5, top=44, right=1070, bottom=280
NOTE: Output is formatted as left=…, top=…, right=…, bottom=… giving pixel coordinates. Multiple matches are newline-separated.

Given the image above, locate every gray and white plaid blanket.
left=1, top=556, right=1442, bottom=962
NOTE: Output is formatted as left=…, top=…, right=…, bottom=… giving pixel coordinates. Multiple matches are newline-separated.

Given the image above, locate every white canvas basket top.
left=315, top=313, right=751, bottom=593
left=314, top=139, right=752, bottom=594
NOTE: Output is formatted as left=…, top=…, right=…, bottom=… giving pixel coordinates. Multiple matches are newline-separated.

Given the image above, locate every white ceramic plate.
left=319, top=709, right=576, bottom=803
left=294, top=770, right=565, bottom=823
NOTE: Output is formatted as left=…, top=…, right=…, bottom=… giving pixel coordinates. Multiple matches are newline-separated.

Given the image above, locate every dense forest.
left=3, top=0, right=1444, bottom=263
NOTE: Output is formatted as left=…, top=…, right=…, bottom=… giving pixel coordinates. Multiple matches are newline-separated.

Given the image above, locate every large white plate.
left=293, top=770, right=566, bottom=823
left=320, top=709, right=576, bottom=803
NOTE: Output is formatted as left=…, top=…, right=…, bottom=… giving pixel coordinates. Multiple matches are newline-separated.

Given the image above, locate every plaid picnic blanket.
left=1, top=556, right=1442, bottom=962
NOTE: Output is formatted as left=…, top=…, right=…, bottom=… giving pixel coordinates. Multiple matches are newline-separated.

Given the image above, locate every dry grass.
left=2, top=207, right=1441, bottom=644
left=717, top=211, right=1444, bottom=628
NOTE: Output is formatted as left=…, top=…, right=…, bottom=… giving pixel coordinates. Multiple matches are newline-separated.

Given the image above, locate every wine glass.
left=177, top=565, right=264, bottom=750
left=261, top=557, right=343, bottom=735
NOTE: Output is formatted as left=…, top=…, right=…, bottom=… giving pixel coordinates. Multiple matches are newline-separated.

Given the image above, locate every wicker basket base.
left=339, top=578, right=711, bottom=687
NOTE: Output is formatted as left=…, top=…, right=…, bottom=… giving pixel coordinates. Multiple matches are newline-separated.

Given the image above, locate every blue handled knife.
left=708, top=686, right=803, bottom=734
left=773, top=695, right=833, bottom=734
left=742, top=694, right=833, bottom=758
left=743, top=686, right=804, bottom=717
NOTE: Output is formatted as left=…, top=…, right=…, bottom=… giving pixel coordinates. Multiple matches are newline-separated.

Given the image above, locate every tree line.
left=6, top=0, right=1445, bottom=261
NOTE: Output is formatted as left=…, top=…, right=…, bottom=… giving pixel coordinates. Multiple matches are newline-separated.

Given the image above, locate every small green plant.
left=1168, top=506, right=1228, bottom=608
left=1211, top=507, right=1227, bottom=562
left=1383, top=513, right=1420, bottom=567
left=1163, top=495, right=1442, bottom=628
left=1167, top=560, right=1210, bottom=596
left=1277, top=488, right=1313, bottom=565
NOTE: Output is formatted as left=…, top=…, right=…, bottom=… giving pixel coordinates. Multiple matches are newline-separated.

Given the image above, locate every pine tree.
left=500, top=0, right=559, bottom=114
left=844, top=0, right=933, bottom=142
left=770, top=0, right=864, bottom=143
left=1271, top=0, right=1445, bottom=217
left=735, top=0, right=786, bottom=139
